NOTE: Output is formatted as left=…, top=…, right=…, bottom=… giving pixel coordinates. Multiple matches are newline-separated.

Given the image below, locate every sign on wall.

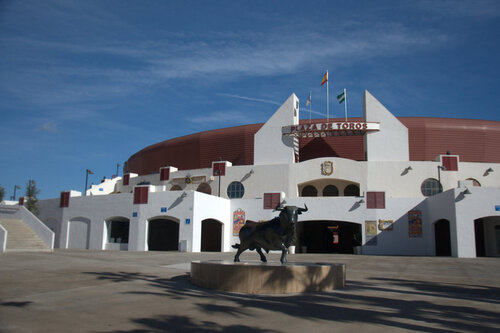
left=365, top=221, right=377, bottom=236
left=408, top=210, right=423, bottom=238
left=282, top=122, right=380, bottom=138
left=378, top=219, right=394, bottom=231
left=233, top=209, right=246, bottom=236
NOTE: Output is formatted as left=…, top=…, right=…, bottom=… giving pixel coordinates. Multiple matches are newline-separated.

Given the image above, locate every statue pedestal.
left=191, top=261, right=346, bottom=294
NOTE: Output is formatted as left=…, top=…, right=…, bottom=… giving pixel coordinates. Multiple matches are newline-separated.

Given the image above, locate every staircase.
left=0, top=218, right=51, bottom=252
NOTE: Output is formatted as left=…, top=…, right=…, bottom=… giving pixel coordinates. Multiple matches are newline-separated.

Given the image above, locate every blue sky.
left=1, top=0, right=499, bottom=200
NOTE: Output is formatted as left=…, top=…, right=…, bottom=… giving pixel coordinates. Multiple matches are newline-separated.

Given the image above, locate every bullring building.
left=30, top=91, right=500, bottom=257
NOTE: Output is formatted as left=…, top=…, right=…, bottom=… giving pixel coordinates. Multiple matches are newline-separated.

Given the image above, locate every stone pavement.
left=0, top=250, right=499, bottom=332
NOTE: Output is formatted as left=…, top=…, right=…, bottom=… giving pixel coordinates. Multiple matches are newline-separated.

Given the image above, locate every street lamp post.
left=437, top=165, right=446, bottom=192
left=11, top=185, right=20, bottom=200
left=85, top=169, right=94, bottom=196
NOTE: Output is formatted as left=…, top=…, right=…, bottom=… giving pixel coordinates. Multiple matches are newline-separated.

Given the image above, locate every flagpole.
left=326, top=70, right=329, bottom=122
left=344, top=88, right=347, bottom=122
left=309, top=91, right=312, bottom=123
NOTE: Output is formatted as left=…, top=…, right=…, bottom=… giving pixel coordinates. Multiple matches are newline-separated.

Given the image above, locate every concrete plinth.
left=191, top=260, right=346, bottom=294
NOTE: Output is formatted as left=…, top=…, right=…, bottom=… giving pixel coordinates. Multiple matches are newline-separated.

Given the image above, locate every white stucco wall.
left=364, top=90, right=409, bottom=162
left=254, top=93, right=299, bottom=165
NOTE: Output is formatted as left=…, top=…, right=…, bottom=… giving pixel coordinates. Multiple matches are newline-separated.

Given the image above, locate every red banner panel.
left=213, top=163, right=226, bottom=176
left=160, top=168, right=170, bottom=181
left=123, top=174, right=130, bottom=186
left=442, top=156, right=458, bottom=171
left=60, top=191, right=70, bottom=207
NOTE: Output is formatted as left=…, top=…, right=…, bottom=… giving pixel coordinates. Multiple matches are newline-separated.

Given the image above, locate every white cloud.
left=36, top=121, right=58, bottom=133
left=216, top=93, right=281, bottom=106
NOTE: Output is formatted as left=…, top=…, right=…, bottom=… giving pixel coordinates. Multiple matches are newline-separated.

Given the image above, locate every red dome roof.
left=125, top=117, right=500, bottom=175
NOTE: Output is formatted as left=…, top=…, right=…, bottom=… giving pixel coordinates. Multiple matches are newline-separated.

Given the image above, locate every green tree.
left=25, top=180, right=40, bottom=216
left=0, top=185, right=5, bottom=202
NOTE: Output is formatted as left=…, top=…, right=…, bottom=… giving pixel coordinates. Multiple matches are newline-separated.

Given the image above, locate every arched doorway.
left=474, top=216, right=500, bottom=257
left=105, top=216, right=130, bottom=250
left=201, top=219, right=222, bottom=252
left=148, top=218, right=179, bottom=251
left=67, top=217, right=90, bottom=249
left=434, top=219, right=451, bottom=256
left=296, top=220, right=361, bottom=254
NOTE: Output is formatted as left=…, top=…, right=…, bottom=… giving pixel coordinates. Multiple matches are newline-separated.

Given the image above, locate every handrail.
left=0, top=224, right=6, bottom=253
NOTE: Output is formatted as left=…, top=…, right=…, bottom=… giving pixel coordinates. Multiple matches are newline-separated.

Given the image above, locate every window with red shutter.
left=263, top=193, right=281, bottom=209
left=133, top=187, right=148, bottom=204
left=366, top=191, right=385, bottom=209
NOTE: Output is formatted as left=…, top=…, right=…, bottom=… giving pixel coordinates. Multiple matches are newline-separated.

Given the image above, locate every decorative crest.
left=321, top=161, right=334, bottom=176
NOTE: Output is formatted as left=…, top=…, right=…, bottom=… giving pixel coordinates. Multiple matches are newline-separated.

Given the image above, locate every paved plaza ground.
left=0, top=250, right=499, bottom=332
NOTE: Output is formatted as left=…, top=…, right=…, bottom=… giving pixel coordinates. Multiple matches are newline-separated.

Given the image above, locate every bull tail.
left=232, top=244, right=240, bottom=249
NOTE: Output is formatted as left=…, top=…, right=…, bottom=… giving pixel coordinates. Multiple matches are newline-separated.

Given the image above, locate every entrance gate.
left=201, top=219, right=222, bottom=252
left=297, top=221, right=361, bottom=254
left=434, top=219, right=451, bottom=256
left=148, top=218, right=179, bottom=251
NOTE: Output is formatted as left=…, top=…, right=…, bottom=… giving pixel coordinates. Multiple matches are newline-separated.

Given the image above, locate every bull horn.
left=298, top=204, right=308, bottom=212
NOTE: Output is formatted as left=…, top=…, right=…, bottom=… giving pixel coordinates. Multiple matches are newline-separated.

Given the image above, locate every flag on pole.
left=305, top=92, right=311, bottom=107
left=321, top=72, right=328, bottom=86
left=337, top=91, right=345, bottom=104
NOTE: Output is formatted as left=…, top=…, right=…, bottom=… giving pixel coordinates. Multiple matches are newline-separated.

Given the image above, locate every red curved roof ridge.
left=125, top=117, right=500, bottom=175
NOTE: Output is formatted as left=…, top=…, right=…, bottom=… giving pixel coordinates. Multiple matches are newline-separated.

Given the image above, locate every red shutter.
left=19, top=197, right=24, bottom=206
left=123, top=174, right=130, bottom=186
left=213, top=163, right=226, bottom=176
left=60, top=191, right=70, bottom=207
left=367, top=191, right=385, bottom=209
left=263, top=193, right=272, bottom=209
left=375, top=192, right=385, bottom=209
left=442, top=156, right=458, bottom=171
left=133, top=187, right=148, bottom=204
left=160, top=168, right=170, bottom=181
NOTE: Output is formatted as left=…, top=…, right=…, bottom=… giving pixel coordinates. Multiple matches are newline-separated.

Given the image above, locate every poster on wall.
left=408, top=210, right=423, bottom=238
left=365, top=221, right=377, bottom=246
left=365, top=221, right=377, bottom=236
left=378, top=219, right=394, bottom=231
left=233, top=209, right=246, bottom=236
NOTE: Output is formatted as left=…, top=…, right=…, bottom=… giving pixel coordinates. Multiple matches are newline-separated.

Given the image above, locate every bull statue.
left=232, top=204, right=308, bottom=264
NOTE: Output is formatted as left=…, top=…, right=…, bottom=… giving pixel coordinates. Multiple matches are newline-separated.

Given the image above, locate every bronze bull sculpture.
left=232, top=205, right=308, bottom=264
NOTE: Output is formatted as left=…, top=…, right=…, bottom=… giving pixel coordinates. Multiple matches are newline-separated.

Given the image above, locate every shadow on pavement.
left=85, top=271, right=500, bottom=333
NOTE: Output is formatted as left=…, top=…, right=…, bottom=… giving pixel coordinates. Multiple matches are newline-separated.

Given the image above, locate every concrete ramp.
left=0, top=218, right=51, bottom=252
